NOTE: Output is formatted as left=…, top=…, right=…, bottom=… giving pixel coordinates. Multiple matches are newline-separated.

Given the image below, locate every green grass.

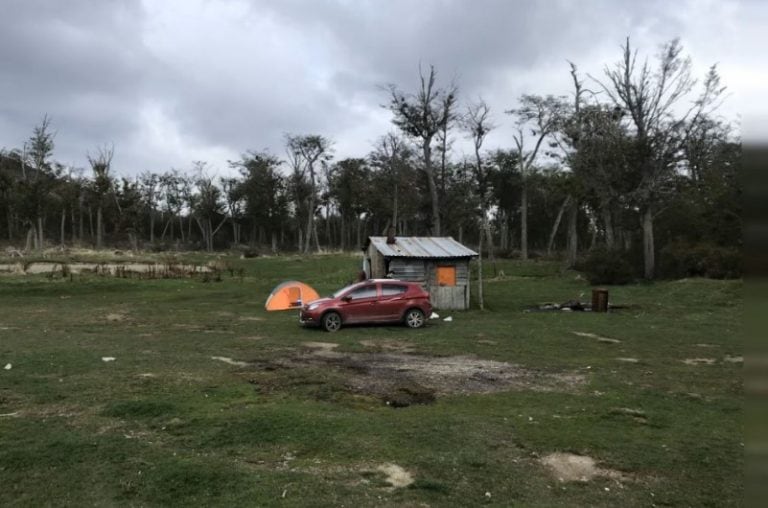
left=0, top=254, right=742, bottom=506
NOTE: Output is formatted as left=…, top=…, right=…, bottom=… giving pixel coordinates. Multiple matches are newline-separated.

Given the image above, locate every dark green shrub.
left=579, top=247, right=637, bottom=285
left=659, top=241, right=742, bottom=279
left=241, top=248, right=259, bottom=258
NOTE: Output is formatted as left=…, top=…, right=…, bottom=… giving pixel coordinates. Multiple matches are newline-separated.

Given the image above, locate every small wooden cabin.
left=363, top=236, right=478, bottom=310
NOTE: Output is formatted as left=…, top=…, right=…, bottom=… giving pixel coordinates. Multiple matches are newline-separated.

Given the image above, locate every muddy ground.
left=235, top=342, right=586, bottom=407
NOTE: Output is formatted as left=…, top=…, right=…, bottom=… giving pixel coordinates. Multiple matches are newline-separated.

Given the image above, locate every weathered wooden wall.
left=431, top=285, right=469, bottom=310
left=388, top=258, right=426, bottom=281
left=387, top=258, right=471, bottom=309
left=426, top=259, right=470, bottom=309
left=365, top=246, right=387, bottom=278
left=367, top=253, right=472, bottom=309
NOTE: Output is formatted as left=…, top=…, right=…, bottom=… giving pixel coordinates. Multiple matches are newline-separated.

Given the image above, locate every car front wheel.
left=322, top=312, right=342, bottom=332
left=404, top=308, right=425, bottom=329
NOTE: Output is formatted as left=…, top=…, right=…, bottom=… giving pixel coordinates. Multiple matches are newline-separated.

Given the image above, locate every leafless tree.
left=386, top=65, right=457, bottom=235
left=285, top=134, right=333, bottom=253
left=462, top=99, right=494, bottom=310
left=87, top=144, right=114, bottom=249
left=591, top=38, right=726, bottom=278
left=370, top=132, right=412, bottom=232
left=506, top=95, right=568, bottom=260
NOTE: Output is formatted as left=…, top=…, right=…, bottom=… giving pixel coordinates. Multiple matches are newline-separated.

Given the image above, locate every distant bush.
left=659, top=241, right=742, bottom=279
left=578, top=247, right=636, bottom=285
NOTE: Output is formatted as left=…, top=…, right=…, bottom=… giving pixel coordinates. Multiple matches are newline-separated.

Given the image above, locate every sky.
left=0, top=0, right=763, bottom=178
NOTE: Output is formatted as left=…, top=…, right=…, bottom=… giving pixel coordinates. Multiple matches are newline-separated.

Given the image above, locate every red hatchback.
left=299, top=280, right=432, bottom=332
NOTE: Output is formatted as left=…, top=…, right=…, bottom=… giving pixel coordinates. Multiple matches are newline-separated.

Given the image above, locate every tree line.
left=0, top=38, right=740, bottom=279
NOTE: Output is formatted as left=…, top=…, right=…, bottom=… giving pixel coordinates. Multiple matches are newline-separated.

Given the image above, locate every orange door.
left=437, top=266, right=456, bottom=286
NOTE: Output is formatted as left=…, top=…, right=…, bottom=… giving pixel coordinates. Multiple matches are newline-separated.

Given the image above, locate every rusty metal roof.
left=367, top=236, right=478, bottom=258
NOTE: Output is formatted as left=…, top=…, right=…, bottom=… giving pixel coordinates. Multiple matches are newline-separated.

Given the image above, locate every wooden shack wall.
left=372, top=253, right=473, bottom=310
left=366, top=245, right=387, bottom=278
left=388, top=258, right=426, bottom=281
left=424, top=259, right=470, bottom=310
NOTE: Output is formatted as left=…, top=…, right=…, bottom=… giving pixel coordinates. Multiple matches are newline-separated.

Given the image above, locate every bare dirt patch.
left=301, top=342, right=340, bottom=351
left=171, top=324, right=202, bottom=331
left=376, top=463, right=414, bottom=488
left=683, top=358, right=716, bottom=365
left=211, top=356, right=249, bottom=367
left=572, top=331, right=621, bottom=344
left=724, top=355, right=743, bottom=363
left=239, top=316, right=265, bottom=322
left=609, top=407, right=648, bottom=424
left=245, top=348, right=585, bottom=405
left=359, top=339, right=415, bottom=353
left=615, top=357, right=639, bottom=363
left=540, top=453, right=626, bottom=482
left=106, top=313, right=128, bottom=322
left=15, top=403, right=92, bottom=421
left=242, top=335, right=265, bottom=341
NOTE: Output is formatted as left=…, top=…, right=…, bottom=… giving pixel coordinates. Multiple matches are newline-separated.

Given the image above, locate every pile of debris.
left=526, top=300, right=625, bottom=313
left=537, top=300, right=590, bottom=312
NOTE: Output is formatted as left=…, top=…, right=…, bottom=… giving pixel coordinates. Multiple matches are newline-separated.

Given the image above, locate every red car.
left=299, top=279, right=432, bottom=332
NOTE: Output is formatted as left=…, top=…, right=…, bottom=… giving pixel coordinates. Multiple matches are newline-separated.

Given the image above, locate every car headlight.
left=307, top=302, right=320, bottom=311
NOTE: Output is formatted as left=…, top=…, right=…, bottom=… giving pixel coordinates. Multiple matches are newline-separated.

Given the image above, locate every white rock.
left=3, top=363, right=11, bottom=370
left=443, top=316, right=453, bottom=322
left=430, top=312, right=439, bottom=319
left=101, top=357, right=116, bottom=362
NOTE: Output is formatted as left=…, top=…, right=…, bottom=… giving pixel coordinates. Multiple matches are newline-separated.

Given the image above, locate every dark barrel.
left=592, top=288, right=609, bottom=313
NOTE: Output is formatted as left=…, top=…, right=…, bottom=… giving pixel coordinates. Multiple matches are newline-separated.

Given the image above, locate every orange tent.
left=265, top=281, right=320, bottom=311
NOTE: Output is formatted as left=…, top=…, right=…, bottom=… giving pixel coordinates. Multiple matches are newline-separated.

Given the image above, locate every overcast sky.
left=0, top=0, right=762, bottom=177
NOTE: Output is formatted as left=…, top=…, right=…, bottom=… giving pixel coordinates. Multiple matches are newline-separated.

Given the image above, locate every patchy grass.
left=0, top=254, right=742, bottom=506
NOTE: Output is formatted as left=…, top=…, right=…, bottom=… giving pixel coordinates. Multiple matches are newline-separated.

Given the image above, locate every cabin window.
left=436, top=265, right=456, bottom=286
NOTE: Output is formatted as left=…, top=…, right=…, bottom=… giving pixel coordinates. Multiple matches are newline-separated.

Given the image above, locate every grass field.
left=0, top=254, right=742, bottom=506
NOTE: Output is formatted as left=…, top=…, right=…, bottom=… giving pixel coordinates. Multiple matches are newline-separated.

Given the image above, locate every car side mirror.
left=341, top=295, right=352, bottom=302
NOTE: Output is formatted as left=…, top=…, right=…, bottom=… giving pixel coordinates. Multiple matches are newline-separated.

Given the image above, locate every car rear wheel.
left=404, top=308, right=425, bottom=329
left=322, top=312, right=342, bottom=332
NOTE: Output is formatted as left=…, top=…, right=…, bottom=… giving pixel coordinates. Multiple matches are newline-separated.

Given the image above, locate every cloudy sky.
left=0, top=0, right=762, bottom=177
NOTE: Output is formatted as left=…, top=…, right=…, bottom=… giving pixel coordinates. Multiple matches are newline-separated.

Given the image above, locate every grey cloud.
left=0, top=0, right=751, bottom=175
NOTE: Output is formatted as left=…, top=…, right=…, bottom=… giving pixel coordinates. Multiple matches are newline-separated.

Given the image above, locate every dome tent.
left=265, top=281, right=320, bottom=311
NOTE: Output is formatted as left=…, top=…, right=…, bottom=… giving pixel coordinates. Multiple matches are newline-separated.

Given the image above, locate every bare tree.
left=370, top=133, right=412, bottom=232
left=591, top=38, right=726, bottom=278
left=87, top=144, right=114, bottom=249
left=220, top=176, right=244, bottom=246
left=436, top=91, right=459, bottom=211
left=386, top=65, right=457, bottom=235
left=22, top=115, right=57, bottom=250
left=285, top=134, right=333, bottom=253
left=139, top=172, right=160, bottom=245
left=190, top=170, right=227, bottom=252
left=506, top=95, right=568, bottom=260
left=462, top=99, right=494, bottom=310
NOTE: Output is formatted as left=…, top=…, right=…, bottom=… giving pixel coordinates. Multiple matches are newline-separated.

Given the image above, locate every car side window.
left=347, top=285, right=377, bottom=301
left=381, top=284, right=407, bottom=297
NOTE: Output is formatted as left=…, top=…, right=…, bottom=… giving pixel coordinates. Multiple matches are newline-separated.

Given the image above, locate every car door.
left=378, top=283, right=408, bottom=321
left=339, top=283, right=379, bottom=323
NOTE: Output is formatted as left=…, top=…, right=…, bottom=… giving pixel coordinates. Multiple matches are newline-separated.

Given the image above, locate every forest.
left=0, top=39, right=741, bottom=281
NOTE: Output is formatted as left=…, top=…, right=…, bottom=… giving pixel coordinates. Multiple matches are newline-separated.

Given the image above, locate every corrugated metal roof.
left=368, top=236, right=478, bottom=258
